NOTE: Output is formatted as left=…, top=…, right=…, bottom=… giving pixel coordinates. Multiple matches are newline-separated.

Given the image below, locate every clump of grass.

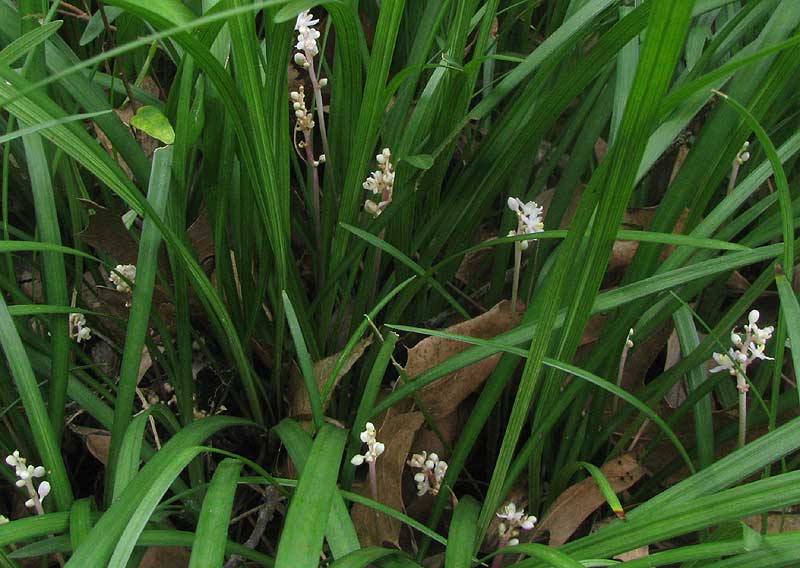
left=0, top=0, right=799, bottom=566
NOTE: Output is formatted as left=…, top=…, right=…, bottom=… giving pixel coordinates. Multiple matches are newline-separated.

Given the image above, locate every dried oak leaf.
left=289, top=337, right=373, bottom=418
left=350, top=411, right=425, bottom=547
left=405, top=300, right=521, bottom=418
left=534, top=453, right=645, bottom=546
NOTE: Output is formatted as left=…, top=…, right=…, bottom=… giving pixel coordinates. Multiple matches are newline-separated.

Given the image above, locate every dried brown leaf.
left=77, top=199, right=139, bottom=266
left=405, top=300, right=521, bottom=418
left=140, top=546, right=190, bottom=567
left=289, top=338, right=373, bottom=418
left=663, top=329, right=687, bottom=408
left=187, top=207, right=215, bottom=274
left=350, top=411, right=425, bottom=547
left=534, top=453, right=646, bottom=546
left=744, top=514, right=800, bottom=534
left=70, top=426, right=111, bottom=465
left=614, top=546, right=649, bottom=561
left=620, top=322, right=672, bottom=391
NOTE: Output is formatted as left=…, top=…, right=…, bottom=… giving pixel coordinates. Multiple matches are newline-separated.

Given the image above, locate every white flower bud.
left=37, top=481, right=50, bottom=500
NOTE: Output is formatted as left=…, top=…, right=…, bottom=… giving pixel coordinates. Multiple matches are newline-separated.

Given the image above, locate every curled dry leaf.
left=350, top=411, right=425, bottom=547
left=289, top=337, right=373, bottom=418
left=534, top=453, right=646, bottom=546
left=69, top=425, right=111, bottom=465
left=405, top=300, right=521, bottom=419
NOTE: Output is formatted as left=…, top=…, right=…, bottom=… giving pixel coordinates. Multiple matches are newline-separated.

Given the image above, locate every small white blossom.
left=407, top=451, right=448, bottom=496
left=25, top=481, right=50, bottom=509
left=69, top=313, right=92, bottom=343
left=363, top=148, right=395, bottom=217
left=294, top=10, right=320, bottom=64
left=109, top=264, right=136, bottom=293
left=744, top=310, right=773, bottom=346
left=496, top=501, right=536, bottom=547
left=295, top=10, right=319, bottom=30
left=710, top=309, right=774, bottom=394
left=710, top=350, right=737, bottom=375
left=506, top=197, right=544, bottom=251
left=351, top=422, right=385, bottom=466
left=748, top=342, right=773, bottom=361
left=6, top=451, right=49, bottom=512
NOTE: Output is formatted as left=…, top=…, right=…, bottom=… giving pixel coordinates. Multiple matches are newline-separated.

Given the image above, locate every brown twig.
left=224, top=486, right=280, bottom=568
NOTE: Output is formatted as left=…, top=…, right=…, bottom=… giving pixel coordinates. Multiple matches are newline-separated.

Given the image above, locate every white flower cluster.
left=6, top=451, right=50, bottom=510
left=69, top=312, right=92, bottom=343
left=350, top=422, right=385, bottom=466
left=496, top=502, right=537, bottom=547
left=710, top=309, right=773, bottom=392
left=407, top=451, right=447, bottom=496
left=293, top=11, right=320, bottom=68
left=290, top=86, right=315, bottom=134
left=363, top=148, right=395, bottom=217
left=506, top=197, right=544, bottom=250
left=109, top=264, right=136, bottom=293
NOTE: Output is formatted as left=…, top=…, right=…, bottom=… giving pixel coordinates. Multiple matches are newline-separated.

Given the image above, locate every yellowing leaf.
left=130, top=105, right=175, bottom=145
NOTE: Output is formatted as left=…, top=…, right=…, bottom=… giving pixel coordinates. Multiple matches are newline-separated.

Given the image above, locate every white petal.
left=37, top=481, right=51, bottom=499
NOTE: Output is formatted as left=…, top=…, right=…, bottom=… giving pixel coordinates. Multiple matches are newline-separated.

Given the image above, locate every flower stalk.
left=506, top=197, right=544, bottom=317
left=351, top=422, right=385, bottom=501
left=710, top=309, right=773, bottom=447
